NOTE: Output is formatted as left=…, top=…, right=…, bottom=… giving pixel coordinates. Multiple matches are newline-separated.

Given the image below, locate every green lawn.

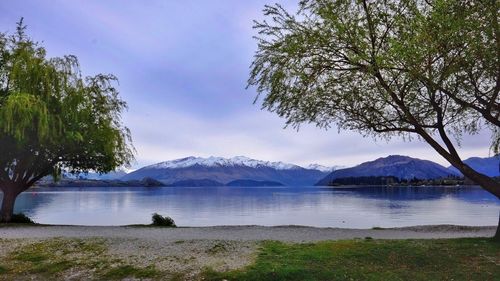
left=204, top=238, right=500, bottom=281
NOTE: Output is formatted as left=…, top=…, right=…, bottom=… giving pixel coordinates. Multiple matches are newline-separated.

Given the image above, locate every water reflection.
left=2, top=186, right=498, bottom=228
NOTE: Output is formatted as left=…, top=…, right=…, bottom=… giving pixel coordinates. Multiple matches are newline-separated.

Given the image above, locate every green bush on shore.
left=151, top=213, right=176, bottom=227
left=9, top=213, right=35, bottom=224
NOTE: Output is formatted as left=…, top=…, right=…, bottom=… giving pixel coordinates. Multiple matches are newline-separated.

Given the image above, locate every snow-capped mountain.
left=122, top=156, right=331, bottom=186
left=305, top=164, right=343, bottom=173
left=151, top=156, right=302, bottom=170
left=63, top=168, right=130, bottom=180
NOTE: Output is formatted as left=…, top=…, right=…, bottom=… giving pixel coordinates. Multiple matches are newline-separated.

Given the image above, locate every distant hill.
left=37, top=177, right=165, bottom=188
left=316, top=155, right=459, bottom=186
left=168, top=179, right=223, bottom=187
left=121, top=156, right=331, bottom=186
left=226, top=179, right=284, bottom=187
left=63, top=169, right=129, bottom=180
left=448, top=156, right=500, bottom=177
left=326, top=176, right=401, bottom=186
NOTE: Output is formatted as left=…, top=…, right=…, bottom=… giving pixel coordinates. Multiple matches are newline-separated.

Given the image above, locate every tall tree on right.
left=249, top=0, right=499, bottom=238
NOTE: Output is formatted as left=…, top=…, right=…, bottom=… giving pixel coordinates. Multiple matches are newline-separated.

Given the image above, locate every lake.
left=8, top=185, right=500, bottom=228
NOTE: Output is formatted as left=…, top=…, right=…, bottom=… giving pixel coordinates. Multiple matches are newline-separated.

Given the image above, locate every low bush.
left=151, top=213, right=176, bottom=227
left=10, top=213, right=35, bottom=224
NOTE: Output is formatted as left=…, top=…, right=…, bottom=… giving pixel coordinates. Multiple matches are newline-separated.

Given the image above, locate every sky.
left=0, top=0, right=493, bottom=169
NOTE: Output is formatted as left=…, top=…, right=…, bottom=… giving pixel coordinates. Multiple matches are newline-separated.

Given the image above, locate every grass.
left=203, top=238, right=500, bottom=281
left=0, top=237, right=498, bottom=280
left=0, top=238, right=161, bottom=280
left=100, top=265, right=159, bottom=280
left=206, top=242, right=228, bottom=255
left=2, top=239, right=98, bottom=278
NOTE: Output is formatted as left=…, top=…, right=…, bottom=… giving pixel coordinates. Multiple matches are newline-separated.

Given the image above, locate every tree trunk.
left=0, top=187, right=21, bottom=223
left=457, top=164, right=500, bottom=198
left=449, top=162, right=500, bottom=241
left=413, top=126, right=500, bottom=198
left=495, top=212, right=500, bottom=242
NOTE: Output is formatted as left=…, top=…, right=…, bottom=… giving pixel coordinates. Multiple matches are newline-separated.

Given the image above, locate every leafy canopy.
left=0, top=20, right=133, bottom=186
left=249, top=0, right=499, bottom=153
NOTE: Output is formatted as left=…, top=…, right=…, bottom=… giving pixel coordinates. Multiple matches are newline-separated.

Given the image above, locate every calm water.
left=7, top=186, right=499, bottom=228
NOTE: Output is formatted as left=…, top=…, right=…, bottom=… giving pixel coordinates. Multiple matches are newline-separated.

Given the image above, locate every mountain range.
left=121, top=156, right=331, bottom=186
left=65, top=155, right=499, bottom=187
left=80, top=170, right=128, bottom=180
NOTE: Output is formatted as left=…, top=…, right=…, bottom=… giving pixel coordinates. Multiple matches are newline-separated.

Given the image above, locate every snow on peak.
left=149, top=156, right=302, bottom=170
left=305, top=164, right=334, bottom=172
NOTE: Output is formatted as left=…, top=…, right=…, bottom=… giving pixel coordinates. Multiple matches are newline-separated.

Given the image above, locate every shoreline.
left=0, top=224, right=495, bottom=241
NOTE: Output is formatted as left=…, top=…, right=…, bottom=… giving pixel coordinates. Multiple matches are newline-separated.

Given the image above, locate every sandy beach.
left=0, top=224, right=495, bottom=241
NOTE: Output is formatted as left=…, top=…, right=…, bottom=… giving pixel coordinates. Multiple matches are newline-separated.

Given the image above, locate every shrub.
left=151, top=213, right=176, bottom=227
left=10, top=213, right=35, bottom=224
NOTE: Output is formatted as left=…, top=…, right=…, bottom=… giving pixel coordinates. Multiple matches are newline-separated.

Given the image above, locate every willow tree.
left=0, top=21, right=134, bottom=222
left=249, top=0, right=499, bottom=236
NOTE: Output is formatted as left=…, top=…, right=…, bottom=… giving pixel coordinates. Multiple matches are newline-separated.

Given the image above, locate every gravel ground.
left=0, top=225, right=495, bottom=279
left=0, top=237, right=258, bottom=279
left=0, top=224, right=495, bottom=242
left=104, top=238, right=258, bottom=277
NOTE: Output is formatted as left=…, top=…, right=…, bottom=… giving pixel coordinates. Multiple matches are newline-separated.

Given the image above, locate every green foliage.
left=249, top=0, right=499, bottom=154
left=249, top=0, right=500, bottom=149
left=249, top=0, right=500, bottom=195
left=0, top=265, right=7, bottom=274
left=151, top=213, right=176, bottom=227
left=204, top=238, right=500, bottom=281
left=9, top=213, right=35, bottom=224
left=101, top=265, right=159, bottom=280
left=0, top=19, right=134, bottom=189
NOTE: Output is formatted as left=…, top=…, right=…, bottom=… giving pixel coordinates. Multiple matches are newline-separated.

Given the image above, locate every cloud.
left=0, top=0, right=494, bottom=170
left=124, top=103, right=494, bottom=169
